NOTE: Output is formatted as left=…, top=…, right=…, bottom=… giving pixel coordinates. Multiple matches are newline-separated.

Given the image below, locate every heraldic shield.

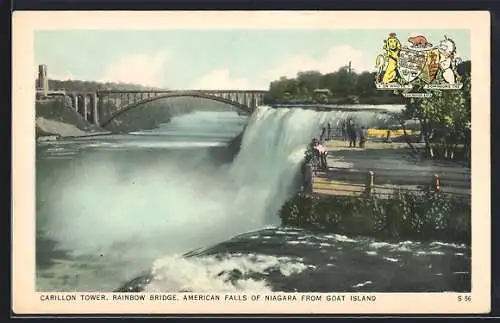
left=397, top=48, right=430, bottom=83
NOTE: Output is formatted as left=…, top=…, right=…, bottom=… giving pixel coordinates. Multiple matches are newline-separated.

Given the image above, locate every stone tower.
left=37, top=64, right=49, bottom=96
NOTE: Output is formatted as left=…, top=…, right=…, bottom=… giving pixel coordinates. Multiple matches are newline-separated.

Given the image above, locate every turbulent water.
left=36, top=105, right=471, bottom=293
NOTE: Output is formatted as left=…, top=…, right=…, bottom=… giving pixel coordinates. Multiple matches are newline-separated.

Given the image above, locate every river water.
left=36, top=106, right=471, bottom=293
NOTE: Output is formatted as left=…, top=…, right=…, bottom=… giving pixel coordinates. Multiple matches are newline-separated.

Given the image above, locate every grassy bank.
left=279, top=191, right=470, bottom=244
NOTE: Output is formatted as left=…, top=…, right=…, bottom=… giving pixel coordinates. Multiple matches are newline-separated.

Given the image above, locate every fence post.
left=364, top=170, right=375, bottom=196
left=431, top=174, right=440, bottom=195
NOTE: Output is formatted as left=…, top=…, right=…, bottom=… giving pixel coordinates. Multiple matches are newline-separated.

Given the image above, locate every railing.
left=307, top=168, right=471, bottom=200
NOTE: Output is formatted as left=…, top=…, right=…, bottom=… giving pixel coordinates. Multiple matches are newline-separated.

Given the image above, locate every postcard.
left=12, top=10, right=490, bottom=314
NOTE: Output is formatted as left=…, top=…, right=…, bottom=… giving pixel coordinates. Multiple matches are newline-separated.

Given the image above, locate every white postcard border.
left=12, top=10, right=491, bottom=314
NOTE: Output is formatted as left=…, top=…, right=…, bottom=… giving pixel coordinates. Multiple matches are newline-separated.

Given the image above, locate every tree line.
left=263, top=67, right=405, bottom=105
left=39, top=79, right=162, bottom=92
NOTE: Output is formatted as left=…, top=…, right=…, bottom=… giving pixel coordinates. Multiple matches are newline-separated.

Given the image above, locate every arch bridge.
left=59, top=89, right=267, bottom=127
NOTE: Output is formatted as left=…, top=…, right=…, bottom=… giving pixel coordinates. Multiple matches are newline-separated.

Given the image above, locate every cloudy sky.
left=34, top=29, right=470, bottom=90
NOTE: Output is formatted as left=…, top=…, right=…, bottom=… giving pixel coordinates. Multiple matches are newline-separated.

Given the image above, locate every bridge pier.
left=242, top=93, right=247, bottom=108
left=92, top=92, right=99, bottom=125
left=236, top=93, right=242, bottom=106
left=68, top=93, right=78, bottom=112
left=127, top=93, right=132, bottom=106
left=63, top=92, right=99, bottom=123
left=244, top=93, right=250, bottom=109
left=250, top=94, right=254, bottom=109
left=75, top=94, right=82, bottom=115
left=82, top=95, right=89, bottom=121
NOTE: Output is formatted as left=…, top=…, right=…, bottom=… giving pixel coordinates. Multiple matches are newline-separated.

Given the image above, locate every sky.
left=34, top=29, right=470, bottom=90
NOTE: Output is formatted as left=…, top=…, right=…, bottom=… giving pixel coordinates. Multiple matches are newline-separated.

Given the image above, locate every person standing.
left=320, top=126, right=327, bottom=142
left=385, top=130, right=392, bottom=143
left=314, top=140, right=328, bottom=170
left=359, top=126, right=368, bottom=148
left=343, top=120, right=349, bottom=142
left=327, top=122, right=332, bottom=140
left=347, top=120, right=357, bottom=148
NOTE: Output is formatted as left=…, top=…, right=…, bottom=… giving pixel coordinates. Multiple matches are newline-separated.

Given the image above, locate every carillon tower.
left=37, top=64, right=49, bottom=96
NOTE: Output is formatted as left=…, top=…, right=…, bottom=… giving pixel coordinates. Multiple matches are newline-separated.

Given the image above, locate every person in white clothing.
left=313, top=139, right=328, bottom=170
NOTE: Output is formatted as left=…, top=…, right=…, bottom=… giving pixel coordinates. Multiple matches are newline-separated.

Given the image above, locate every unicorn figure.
left=438, top=35, right=462, bottom=84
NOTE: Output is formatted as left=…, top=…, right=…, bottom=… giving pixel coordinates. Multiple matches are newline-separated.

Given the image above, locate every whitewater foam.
left=144, top=253, right=307, bottom=292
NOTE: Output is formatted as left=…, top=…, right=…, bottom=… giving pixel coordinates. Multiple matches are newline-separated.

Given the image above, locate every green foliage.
left=265, top=67, right=404, bottom=105
left=279, top=192, right=470, bottom=244
left=401, top=61, right=471, bottom=161
left=40, top=79, right=162, bottom=92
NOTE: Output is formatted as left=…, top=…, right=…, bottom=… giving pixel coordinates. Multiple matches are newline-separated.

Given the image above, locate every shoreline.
left=35, top=98, right=104, bottom=140
left=37, top=131, right=114, bottom=141
left=279, top=192, right=471, bottom=245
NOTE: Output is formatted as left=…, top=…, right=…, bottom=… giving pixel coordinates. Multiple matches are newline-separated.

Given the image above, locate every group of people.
left=305, top=119, right=370, bottom=172
left=319, top=119, right=369, bottom=149
left=341, top=119, right=368, bottom=149
left=305, top=138, right=328, bottom=170
left=300, top=136, right=328, bottom=194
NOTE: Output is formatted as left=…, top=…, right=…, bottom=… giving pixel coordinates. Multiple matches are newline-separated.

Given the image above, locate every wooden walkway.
left=311, top=140, right=471, bottom=199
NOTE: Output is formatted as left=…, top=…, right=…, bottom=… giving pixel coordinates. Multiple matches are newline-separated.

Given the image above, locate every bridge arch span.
left=99, top=92, right=255, bottom=128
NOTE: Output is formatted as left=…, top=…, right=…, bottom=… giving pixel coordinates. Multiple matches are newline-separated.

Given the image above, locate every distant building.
left=313, top=89, right=331, bottom=95
left=312, top=89, right=331, bottom=103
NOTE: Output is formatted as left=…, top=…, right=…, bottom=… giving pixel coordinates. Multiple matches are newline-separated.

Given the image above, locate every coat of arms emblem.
left=375, top=33, right=463, bottom=97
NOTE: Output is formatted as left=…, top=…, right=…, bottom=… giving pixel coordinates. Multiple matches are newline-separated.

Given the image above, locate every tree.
left=328, top=67, right=356, bottom=96
left=401, top=61, right=471, bottom=160
left=355, top=71, right=377, bottom=98
left=319, top=72, right=337, bottom=92
left=264, top=65, right=402, bottom=105
left=297, top=70, right=322, bottom=92
left=268, top=77, right=301, bottom=102
left=40, top=79, right=162, bottom=92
